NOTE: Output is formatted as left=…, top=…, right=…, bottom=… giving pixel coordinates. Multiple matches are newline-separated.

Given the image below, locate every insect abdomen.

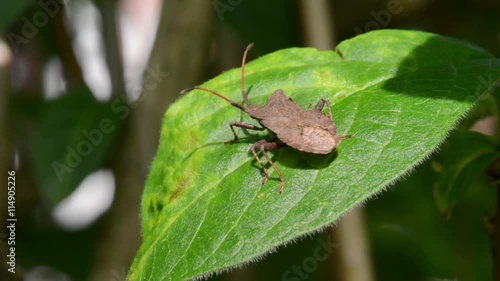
left=301, top=126, right=338, bottom=154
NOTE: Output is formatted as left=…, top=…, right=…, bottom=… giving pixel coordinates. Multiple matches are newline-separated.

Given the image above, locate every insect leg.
left=314, top=99, right=333, bottom=118
left=250, top=140, right=270, bottom=185
left=313, top=99, right=325, bottom=112
left=252, top=140, right=286, bottom=193
left=337, top=134, right=352, bottom=140
left=314, top=99, right=352, bottom=140
left=224, top=122, right=265, bottom=144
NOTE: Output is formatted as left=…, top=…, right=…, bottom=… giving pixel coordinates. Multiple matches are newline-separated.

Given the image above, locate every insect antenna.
left=180, top=86, right=245, bottom=111
left=241, top=43, right=253, bottom=107
left=180, top=44, right=256, bottom=111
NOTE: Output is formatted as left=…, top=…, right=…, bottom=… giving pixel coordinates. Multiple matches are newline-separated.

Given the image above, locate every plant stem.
left=332, top=209, right=375, bottom=281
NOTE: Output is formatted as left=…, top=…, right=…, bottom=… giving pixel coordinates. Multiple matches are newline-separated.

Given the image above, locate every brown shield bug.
left=181, top=44, right=351, bottom=194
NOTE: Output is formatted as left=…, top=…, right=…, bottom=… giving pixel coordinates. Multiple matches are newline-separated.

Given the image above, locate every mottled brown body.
left=247, top=89, right=342, bottom=154
left=181, top=44, right=351, bottom=193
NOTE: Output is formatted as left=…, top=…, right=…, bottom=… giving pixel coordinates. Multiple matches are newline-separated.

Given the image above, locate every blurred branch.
left=98, top=0, right=126, bottom=97
left=50, top=6, right=85, bottom=90
left=88, top=0, right=214, bottom=280
left=299, top=0, right=336, bottom=48
left=332, top=210, right=375, bottom=281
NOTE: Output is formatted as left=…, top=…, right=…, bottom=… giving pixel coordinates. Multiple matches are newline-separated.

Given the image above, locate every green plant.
left=127, top=30, right=500, bottom=280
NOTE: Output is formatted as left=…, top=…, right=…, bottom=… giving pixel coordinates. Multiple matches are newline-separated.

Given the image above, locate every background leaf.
left=0, top=0, right=33, bottom=30
left=31, top=89, right=122, bottom=206
left=127, top=30, right=500, bottom=280
left=433, top=131, right=499, bottom=218
left=367, top=160, right=495, bottom=281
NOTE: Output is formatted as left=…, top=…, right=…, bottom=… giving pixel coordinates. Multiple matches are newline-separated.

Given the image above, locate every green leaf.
left=433, top=132, right=499, bottom=218
left=32, top=89, right=122, bottom=206
left=128, top=30, right=500, bottom=280
left=0, top=0, right=33, bottom=30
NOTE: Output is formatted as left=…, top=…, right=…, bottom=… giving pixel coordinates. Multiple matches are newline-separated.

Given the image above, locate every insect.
left=181, top=44, right=351, bottom=194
